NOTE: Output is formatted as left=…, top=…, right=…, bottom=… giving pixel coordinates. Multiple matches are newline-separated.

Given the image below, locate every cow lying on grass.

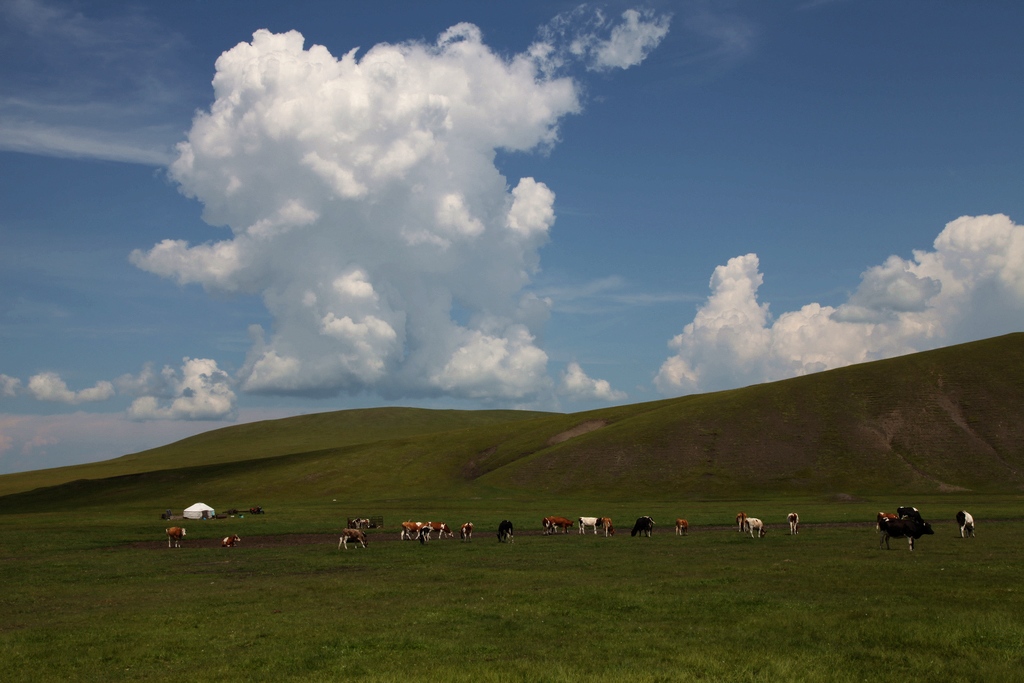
left=338, top=529, right=367, bottom=549
left=221, top=534, right=241, bottom=548
left=166, top=527, right=186, bottom=548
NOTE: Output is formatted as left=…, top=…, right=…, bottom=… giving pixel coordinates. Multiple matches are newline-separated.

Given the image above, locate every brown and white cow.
left=401, top=521, right=425, bottom=540
left=736, top=512, right=748, bottom=533
left=599, top=517, right=615, bottom=537
left=166, top=526, right=186, bottom=548
left=544, top=516, right=574, bottom=534
left=876, top=512, right=898, bottom=531
left=221, top=534, right=241, bottom=548
left=787, top=512, right=800, bottom=535
left=675, top=519, right=688, bottom=536
left=460, top=522, right=474, bottom=541
left=422, top=521, right=454, bottom=539
left=338, top=528, right=368, bottom=549
left=747, top=518, right=767, bottom=538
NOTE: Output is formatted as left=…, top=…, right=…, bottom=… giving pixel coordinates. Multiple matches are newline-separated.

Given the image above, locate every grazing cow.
left=631, top=516, right=655, bottom=537
left=736, top=512, right=748, bottom=533
left=497, top=520, right=514, bottom=543
left=338, top=528, right=367, bottom=549
left=401, top=521, right=425, bottom=540
left=897, top=506, right=924, bottom=524
left=599, top=517, right=615, bottom=537
left=788, top=512, right=800, bottom=535
left=423, top=521, right=454, bottom=539
left=578, top=517, right=600, bottom=534
left=221, top=534, right=241, bottom=548
left=675, top=519, right=688, bottom=536
left=460, top=522, right=474, bottom=541
left=165, top=527, right=186, bottom=548
left=249, top=506, right=264, bottom=515
left=876, top=511, right=899, bottom=531
left=543, top=516, right=574, bottom=534
left=956, top=510, right=975, bottom=538
left=746, top=518, right=767, bottom=538
left=878, top=516, right=934, bottom=551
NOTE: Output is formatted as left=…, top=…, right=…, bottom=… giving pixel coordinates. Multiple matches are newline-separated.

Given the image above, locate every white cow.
left=578, top=517, right=600, bottom=534
left=787, top=512, right=799, bottom=535
left=747, top=518, right=767, bottom=538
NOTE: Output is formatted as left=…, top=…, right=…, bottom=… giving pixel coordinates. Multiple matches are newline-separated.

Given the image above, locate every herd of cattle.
left=164, top=506, right=977, bottom=551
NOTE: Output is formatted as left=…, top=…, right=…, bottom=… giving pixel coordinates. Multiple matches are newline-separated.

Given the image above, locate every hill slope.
left=2, top=334, right=1023, bottom=508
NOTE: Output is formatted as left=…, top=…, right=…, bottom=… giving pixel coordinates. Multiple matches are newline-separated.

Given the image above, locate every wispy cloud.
left=0, top=0, right=195, bottom=164
left=536, top=276, right=699, bottom=315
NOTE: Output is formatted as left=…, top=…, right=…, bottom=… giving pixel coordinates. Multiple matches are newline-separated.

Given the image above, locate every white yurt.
left=183, top=502, right=215, bottom=520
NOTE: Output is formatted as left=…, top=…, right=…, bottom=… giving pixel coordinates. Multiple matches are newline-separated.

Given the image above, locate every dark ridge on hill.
left=1, top=334, right=1022, bottom=507
left=480, top=333, right=1024, bottom=497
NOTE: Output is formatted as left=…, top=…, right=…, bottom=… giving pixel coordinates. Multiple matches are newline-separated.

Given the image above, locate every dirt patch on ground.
left=546, top=420, right=607, bottom=446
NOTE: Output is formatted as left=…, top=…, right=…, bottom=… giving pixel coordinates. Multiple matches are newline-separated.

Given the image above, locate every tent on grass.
left=183, top=502, right=215, bottom=520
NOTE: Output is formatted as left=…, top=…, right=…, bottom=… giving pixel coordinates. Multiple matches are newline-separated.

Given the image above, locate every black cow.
left=631, top=516, right=655, bottom=537
left=497, top=520, right=514, bottom=543
left=878, top=516, right=934, bottom=551
left=896, top=506, right=924, bottom=524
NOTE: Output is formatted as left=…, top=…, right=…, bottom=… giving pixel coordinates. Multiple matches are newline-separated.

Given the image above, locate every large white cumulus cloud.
left=656, top=214, right=1024, bottom=395
left=131, top=16, right=660, bottom=404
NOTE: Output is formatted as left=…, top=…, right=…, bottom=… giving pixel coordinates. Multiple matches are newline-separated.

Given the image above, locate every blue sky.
left=3, top=0, right=1024, bottom=474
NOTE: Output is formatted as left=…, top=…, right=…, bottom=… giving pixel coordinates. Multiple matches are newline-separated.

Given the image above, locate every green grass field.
left=2, top=495, right=1022, bottom=682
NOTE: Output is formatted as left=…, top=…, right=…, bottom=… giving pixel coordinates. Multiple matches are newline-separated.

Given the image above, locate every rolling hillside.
left=2, top=333, right=1023, bottom=509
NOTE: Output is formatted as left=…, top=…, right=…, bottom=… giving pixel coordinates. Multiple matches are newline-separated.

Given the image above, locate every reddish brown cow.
left=338, top=529, right=367, bottom=549
left=222, top=534, right=241, bottom=548
left=599, top=517, right=615, bottom=537
left=401, top=521, right=425, bottom=540
left=544, top=516, right=574, bottom=534
left=675, top=519, right=688, bottom=536
left=736, top=512, right=748, bottom=533
left=460, top=522, right=474, bottom=541
left=165, top=526, right=186, bottom=548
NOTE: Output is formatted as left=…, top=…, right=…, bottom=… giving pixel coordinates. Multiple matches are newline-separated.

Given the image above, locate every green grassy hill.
left=2, top=333, right=1023, bottom=510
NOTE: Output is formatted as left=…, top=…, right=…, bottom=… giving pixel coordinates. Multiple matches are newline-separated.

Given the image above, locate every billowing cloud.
left=656, top=214, right=1024, bottom=395
left=131, top=15, right=667, bottom=404
left=121, top=358, right=236, bottom=421
left=0, top=375, right=21, bottom=397
left=559, top=362, right=627, bottom=401
left=26, top=372, right=115, bottom=404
